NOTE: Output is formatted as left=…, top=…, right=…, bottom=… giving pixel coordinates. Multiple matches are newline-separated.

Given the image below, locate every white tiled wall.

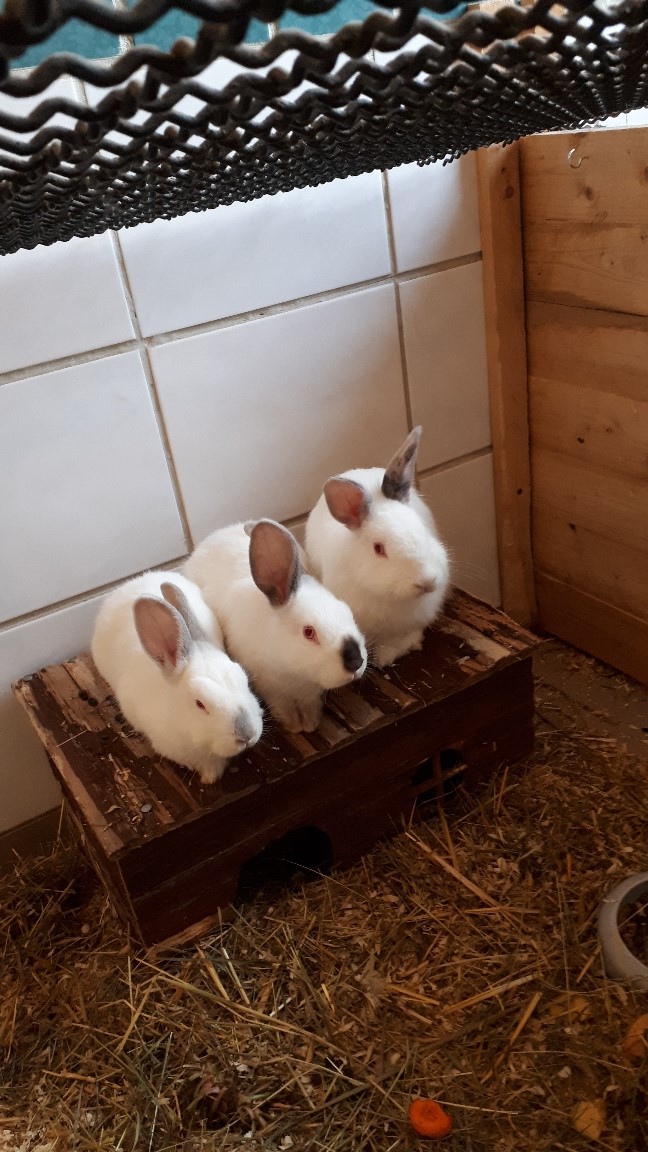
left=0, top=150, right=498, bottom=835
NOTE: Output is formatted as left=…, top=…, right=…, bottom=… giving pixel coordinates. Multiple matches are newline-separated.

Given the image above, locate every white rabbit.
left=184, top=519, right=367, bottom=735
left=91, top=571, right=263, bottom=785
left=305, top=427, right=451, bottom=668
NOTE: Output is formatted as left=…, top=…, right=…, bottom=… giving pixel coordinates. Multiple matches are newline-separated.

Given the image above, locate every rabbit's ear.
left=160, top=581, right=206, bottom=642
left=242, top=521, right=255, bottom=537
left=382, top=426, right=422, bottom=502
left=133, top=597, right=192, bottom=672
left=249, top=520, right=302, bottom=607
left=324, top=477, right=371, bottom=530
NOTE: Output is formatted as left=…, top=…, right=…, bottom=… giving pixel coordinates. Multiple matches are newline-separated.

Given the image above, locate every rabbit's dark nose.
left=234, top=709, right=257, bottom=746
left=342, top=637, right=364, bottom=674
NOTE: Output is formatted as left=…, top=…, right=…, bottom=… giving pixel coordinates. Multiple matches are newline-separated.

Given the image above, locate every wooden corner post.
left=477, top=142, right=537, bottom=628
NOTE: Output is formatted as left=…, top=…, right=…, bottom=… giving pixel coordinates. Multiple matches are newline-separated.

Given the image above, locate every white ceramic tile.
left=419, top=453, right=501, bottom=606
left=0, top=232, right=134, bottom=375
left=150, top=284, right=408, bottom=542
left=373, top=32, right=430, bottom=67
left=0, top=78, right=132, bottom=374
left=0, top=76, right=81, bottom=148
left=592, top=113, right=628, bottom=128
left=0, top=351, right=186, bottom=622
left=387, top=152, right=481, bottom=273
left=119, top=170, right=390, bottom=337
left=626, top=108, right=648, bottom=126
left=0, top=593, right=105, bottom=832
left=399, top=261, right=491, bottom=470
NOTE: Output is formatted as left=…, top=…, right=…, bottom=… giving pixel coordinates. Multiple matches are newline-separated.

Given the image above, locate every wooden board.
left=13, top=591, right=539, bottom=948
left=521, top=129, right=648, bottom=316
left=520, top=130, right=648, bottom=684
left=536, top=574, right=648, bottom=686
left=477, top=143, right=537, bottom=627
left=526, top=297, right=648, bottom=644
left=526, top=301, right=648, bottom=405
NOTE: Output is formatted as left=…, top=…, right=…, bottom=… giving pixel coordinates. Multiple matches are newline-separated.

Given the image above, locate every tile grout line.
left=145, top=253, right=480, bottom=349
left=0, top=555, right=190, bottom=636
left=417, top=444, right=493, bottom=483
left=396, top=251, right=482, bottom=282
left=0, top=338, right=141, bottom=388
left=381, top=171, right=415, bottom=433
left=0, top=251, right=483, bottom=388
left=109, top=230, right=196, bottom=555
left=1, top=448, right=492, bottom=636
left=111, top=0, right=136, bottom=56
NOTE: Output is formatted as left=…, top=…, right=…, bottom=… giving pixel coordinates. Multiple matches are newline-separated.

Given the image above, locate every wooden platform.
left=13, top=591, right=540, bottom=948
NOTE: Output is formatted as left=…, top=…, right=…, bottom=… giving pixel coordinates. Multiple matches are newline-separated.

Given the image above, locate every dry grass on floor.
left=1, top=647, right=648, bottom=1151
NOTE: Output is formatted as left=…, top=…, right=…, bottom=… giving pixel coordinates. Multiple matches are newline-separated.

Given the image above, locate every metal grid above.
left=1, top=0, right=647, bottom=255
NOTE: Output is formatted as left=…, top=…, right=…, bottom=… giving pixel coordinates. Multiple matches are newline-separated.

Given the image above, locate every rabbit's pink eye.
left=374, top=542, right=387, bottom=557
left=195, top=700, right=206, bottom=711
left=303, top=625, right=319, bottom=643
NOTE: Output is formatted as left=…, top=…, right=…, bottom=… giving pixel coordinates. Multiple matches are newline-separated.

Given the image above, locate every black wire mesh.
left=0, top=0, right=647, bottom=255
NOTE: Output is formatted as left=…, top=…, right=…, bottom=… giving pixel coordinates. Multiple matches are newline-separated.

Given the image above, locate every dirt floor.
left=1, top=640, right=647, bottom=1151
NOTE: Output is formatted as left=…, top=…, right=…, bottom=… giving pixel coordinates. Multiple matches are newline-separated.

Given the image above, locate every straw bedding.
left=1, top=644, right=647, bottom=1151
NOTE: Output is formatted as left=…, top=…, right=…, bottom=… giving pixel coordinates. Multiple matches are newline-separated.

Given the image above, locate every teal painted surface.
left=12, top=3, right=467, bottom=68
left=278, top=0, right=467, bottom=35
left=278, top=0, right=376, bottom=35
left=14, top=9, right=268, bottom=66
left=132, top=9, right=269, bottom=49
left=16, top=19, right=119, bottom=67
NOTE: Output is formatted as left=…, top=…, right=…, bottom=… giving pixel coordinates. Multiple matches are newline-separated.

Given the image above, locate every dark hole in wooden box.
left=236, top=825, right=334, bottom=904
left=238, top=750, right=467, bottom=904
left=412, top=748, right=467, bottom=807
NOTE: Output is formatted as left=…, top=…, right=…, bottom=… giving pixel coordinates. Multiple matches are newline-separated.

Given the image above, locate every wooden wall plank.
left=526, top=300, right=648, bottom=404
left=530, top=375, right=648, bottom=481
left=527, top=302, right=648, bottom=624
left=520, top=130, right=648, bottom=684
left=477, top=143, right=537, bottom=627
left=532, top=449, right=648, bottom=557
left=536, top=573, right=648, bottom=685
left=532, top=439, right=648, bottom=625
left=521, top=130, right=648, bottom=315
left=533, top=514, right=648, bottom=622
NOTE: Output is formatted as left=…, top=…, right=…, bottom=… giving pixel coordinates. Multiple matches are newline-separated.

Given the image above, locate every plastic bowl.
left=597, top=872, right=648, bottom=990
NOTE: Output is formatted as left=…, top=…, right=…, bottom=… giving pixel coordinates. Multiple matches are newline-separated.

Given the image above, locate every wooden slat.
left=477, top=142, right=537, bottom=627
left=536, top=572, right=648, bottom=686
left=530, top=373, right=648, bottom=480
left=526, top=300, right=648, bottom=405
left=443, top=590, right=539, bottom=653
left=531, top=448, right=648, bottom=563
left=12, top=677, right=124, bottom=857
left=533, top=513, right=648, bottom=623
left=521, top=129, right=648, bottom=315
left=326, top=687, right=383, bottom=732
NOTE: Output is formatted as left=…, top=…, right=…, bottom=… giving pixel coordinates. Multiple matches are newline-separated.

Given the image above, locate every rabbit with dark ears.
left=91, top=572, right=263, bottom=784
left=305, top=427, right=451, bottom=667
left=184, top=519, right=367, bottom=735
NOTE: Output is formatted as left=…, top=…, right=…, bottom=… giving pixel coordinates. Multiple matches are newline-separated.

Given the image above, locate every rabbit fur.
left=185, top=519, right=367, bottom=735
left=305, top=427, right=451, bottom=667
left=92, top=571, right=263, bottom=784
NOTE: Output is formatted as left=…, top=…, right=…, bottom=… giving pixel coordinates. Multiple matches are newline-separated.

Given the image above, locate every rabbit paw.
left=272, top=701, right=305, bottom=733
left=298, top=697, right=323, bottom=733
left=197, top=757, right=226, bottom=785
left=374, top=631, right=424, bottom=667
left=273, top=697, right=322, bottom=733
